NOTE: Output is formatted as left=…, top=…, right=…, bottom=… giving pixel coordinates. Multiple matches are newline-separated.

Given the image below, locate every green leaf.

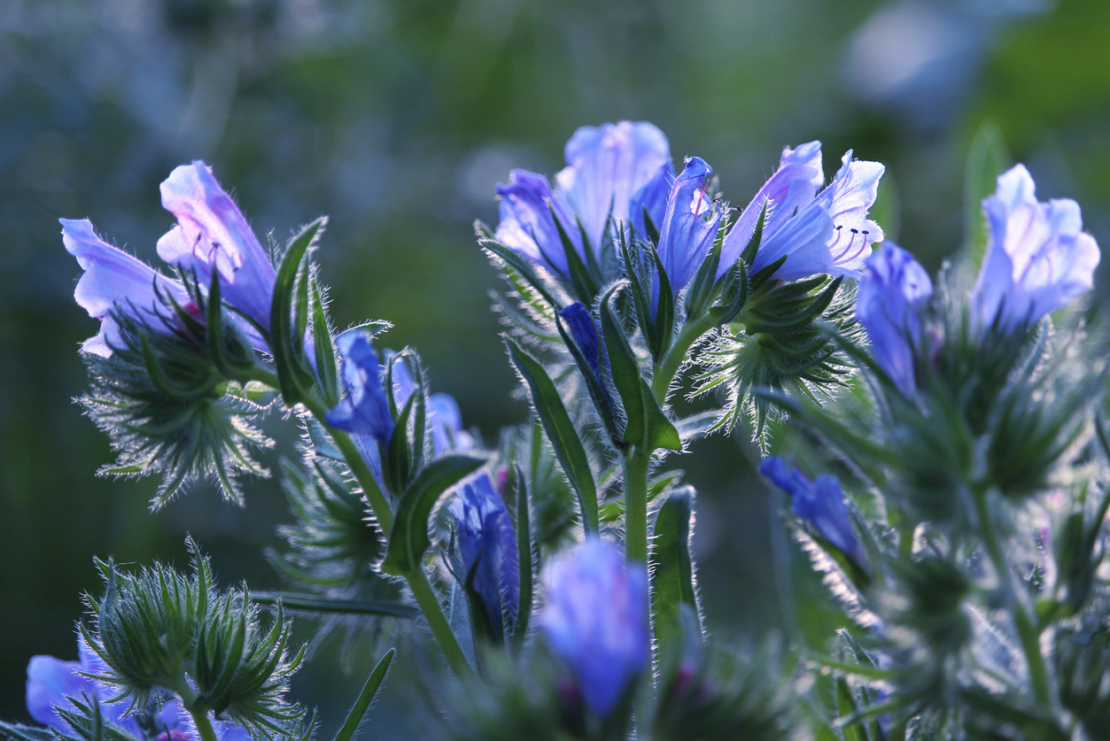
left=650, top=486, right=701, bottom=650
left=963, top=120, right=1011, bottom=272
left=381, top=453, right=488, bottom=576
left=647, top=241, right=675, bottom=360
left=599, top=283, right=681, bottom=451
left=271, top=218, right=326, bottom=406
left=743, top=277, right=842, bottom=334
left=462, top=551, right=502, bottom=646
left=618, top=231, right=660, bottom=360
left=385, top=393, right=416, bottom=495
left=333, top=648, right=396, bottom=741
left=552, top=205, right=600, bottom=304
left=511, top=465, right=534, bottom=654
left=739, top=200, right=768, bottom=267
left=250, top=592, right=418, bottom=618
left=684, top=221, right=725, bottom=318
left=0, top=722, right=62, bottom=741
left=504, top=335, right=600, bottom=532
left=555, top=312, right=620, bottom=445
left=707, top=256, right=749, bottom=325
left=311, top=278, right=339, bottom=407
left=478, top=237, right=560, bottom=309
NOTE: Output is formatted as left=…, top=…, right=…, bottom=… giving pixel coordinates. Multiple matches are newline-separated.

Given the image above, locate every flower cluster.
left=12, top=119, right=1107, bottom=741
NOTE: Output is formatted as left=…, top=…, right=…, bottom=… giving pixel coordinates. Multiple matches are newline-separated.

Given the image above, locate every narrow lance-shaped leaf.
left=511, top=465, right=534, bottom=655
left=618, top=230, right=659, bottom=359
left=599, top=282, right=680, bottom=451
left=271, top=218, right=326, bottom=405
left=333, top=648, right=396, bottom=741
left=650, top=486, right=701, bottom=649
left=250, top=592, right=418, bottom=618
left=555, top=313, right=620, bottom=446
left=552, top=205, right=600, bottom=305
left=311, top=277, right=339, bottom=407
left=647, top=241, right=675, bottom=360
left=503, top=335, right=599, bottom=532
left=381, top=453, right=488, bottom=576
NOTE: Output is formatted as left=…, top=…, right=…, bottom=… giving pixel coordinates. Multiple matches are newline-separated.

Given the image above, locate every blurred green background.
left=3, top=0, right=1110, bottom=732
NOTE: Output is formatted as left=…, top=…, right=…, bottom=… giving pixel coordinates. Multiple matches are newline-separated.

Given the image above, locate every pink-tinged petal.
left=556, top=122, right=671, bottom=254
left=158, top=161, right=275, bottom=330
left=62, top=218, right=189, bottom=357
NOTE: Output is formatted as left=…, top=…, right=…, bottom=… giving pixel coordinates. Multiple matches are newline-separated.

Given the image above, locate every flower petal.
left=495, top=169, right=579, bottom=278
left=655, top=156, right=720, bottom=303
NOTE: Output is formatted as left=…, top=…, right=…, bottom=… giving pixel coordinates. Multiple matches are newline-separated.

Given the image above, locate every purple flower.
left=856, top=244, right=934, bottom=398
left=157, top=162, right=276, bottom=338
left=971, top=164, right=1100, bottom=332
left=325, top=329, right=395, bottom=445
left=760, top=457, right=868, bottom=570
left=556, top=121, right=672, bottom=252
left=26, top=638, right=247, bottom=741
left=720, top=143, right=885, bottom=282
left=538, top=538, right=649, bottom=717
left=495, top=122, right=672, bottom=277
left=61, top=218, right=192, bottom=358
left=450, top=473, right=520, bottom=638
left=428, top=393, right=475, bottom=456
left=495, top=169, right=584, bottom=279
left=654, top=157, right=720, bottom=311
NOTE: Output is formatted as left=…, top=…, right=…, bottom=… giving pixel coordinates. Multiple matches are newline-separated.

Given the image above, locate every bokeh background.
left=3, top=0, right=1109, bottom=733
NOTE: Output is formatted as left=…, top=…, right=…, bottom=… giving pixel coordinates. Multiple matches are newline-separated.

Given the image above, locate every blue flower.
left=325, top=329, right=395, bottom=445
left=654, top=157, right=720, bottom=312
left=760, top=456, right=868, bottom=570
left=556, top=121, right=672, bottom=252
left=428, top=393, right=476, bottom=456
left=856, top=244, right=934, bottom=398
left=450, top=473, right=520, bottom=638
left=495, top=169, right=583, bottom=279
left=628, top=159, right=675, bottom=240
left=971, top=164, right=1100, bottom=332
left=26, top=638, right=248, bottom=741
left=61, top=218, right=192, bottom=358
left=720, top=143, right=885, bottom=282
left=538, top=538, right=649, bottom=717
left=495, top=122, right=672, bottom=277
left=157, top=161, right=276, bottom=341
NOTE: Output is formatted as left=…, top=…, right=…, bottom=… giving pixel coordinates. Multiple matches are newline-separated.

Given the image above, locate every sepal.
left=270, top=218, right=326, bottom=407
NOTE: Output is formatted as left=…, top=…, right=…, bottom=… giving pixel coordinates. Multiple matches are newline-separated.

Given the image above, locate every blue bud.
left=450, top=473, right=519, bottom=638
left=654, top=156, right=720, bottom=314
left=558, top=303, right=609, bottom=391
left=760, top=456, right=868, bottom=570
left=326, top=329, right=395, bottom=446
left=538, top=538, right=649, bottom=717
left=856, top=243, right=933, bottom=398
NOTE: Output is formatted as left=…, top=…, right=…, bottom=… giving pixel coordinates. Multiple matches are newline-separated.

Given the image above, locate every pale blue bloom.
left=556, top=121, right=671, bottom=252
left=972, top=164, right=1100, bottom=331
left=654, top=156, right=720, bottom=311
left=450, top=472, right=519, bottom=638
left=538, top=538, right=649, bottom=717
left=61, top=218, right=191, bottom=358
left=720, top=143, right=885, bottom=282
left=856, top=244, right=933, bottom=398
left=496, top=122, right=671, bottom=276
left=326, top=329, right=394, bottom=445
left=428, top=393, right=475, bottom=456
left=26, top=638, right=248, bottom=741
left=760, top=456, right=868, bottom=570
left=157, top=161, right=276, bottom=339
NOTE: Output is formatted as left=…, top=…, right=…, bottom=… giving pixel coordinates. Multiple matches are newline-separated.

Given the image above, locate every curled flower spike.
left=655, top=156, right=720, bottom=312
left=760, top=456, right=868, bottom=571
left=61, top=218, right=191, bottom=358
left=450, top=473, right=520, bottom=638
left=972, top=163, right=1100, bottom=332
left=720, top=142, right=884, bottom=282
left=326, top=329, right=395, bottom=445
left=857, top=244, right=934, bottom=398
left=157, top=161, right=276, bottom=344
left=538, top=538, right=649, bottom=717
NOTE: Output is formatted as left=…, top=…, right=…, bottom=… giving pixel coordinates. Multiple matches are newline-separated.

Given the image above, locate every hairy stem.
left=407, top=566, right=475, bottom=679
left=623, top=447, right=650, bottom=564
left=974, top=487, right=1053, bottom=709
left=175, top=683, right=219, bottom=741
left=652, top=314, right=716, bottom=403
left=301, top=397, right=395, bottom=533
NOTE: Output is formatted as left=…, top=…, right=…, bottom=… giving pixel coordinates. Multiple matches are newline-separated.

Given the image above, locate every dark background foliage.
left=2, top=0, right=1109, bottom=734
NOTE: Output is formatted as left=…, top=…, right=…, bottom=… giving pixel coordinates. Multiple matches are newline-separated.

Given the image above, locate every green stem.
left=301, top=397, right=395, bottom=533
left=974, top=488, right=1053, bottom=709
left=623, top=447, right=650, bottom=564
left=652, top=315, right=716, bottom=403
left=407, top=566, right=475, bottom=680
left=174, top=683, right=219, bottom=741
